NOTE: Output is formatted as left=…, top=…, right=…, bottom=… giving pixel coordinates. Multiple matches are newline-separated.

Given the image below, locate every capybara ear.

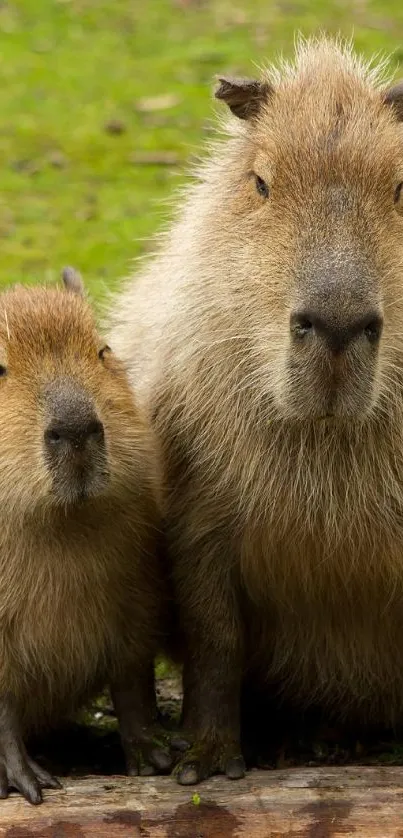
left=61, top=266, right=85, bottom=297
left=214, top=75, right=273, bottom=120
left=383, top=81, right=403, bottom=121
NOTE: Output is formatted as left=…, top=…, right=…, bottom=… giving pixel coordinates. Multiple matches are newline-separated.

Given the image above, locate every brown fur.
left=0, top=282, right=163, bottom=732
left=109, top=37, right=403, bottom=775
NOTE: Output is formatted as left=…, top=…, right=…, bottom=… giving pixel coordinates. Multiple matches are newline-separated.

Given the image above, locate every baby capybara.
left=0, top=268, right=170, bottom=804
left=110, top=37, right=403, bottom=783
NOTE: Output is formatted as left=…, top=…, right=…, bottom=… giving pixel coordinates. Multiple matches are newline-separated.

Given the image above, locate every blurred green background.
left=0, top=0, right=402, bottom=299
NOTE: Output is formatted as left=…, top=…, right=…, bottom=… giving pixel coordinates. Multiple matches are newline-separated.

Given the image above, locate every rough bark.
left=1, top=766, right=403, bottom=836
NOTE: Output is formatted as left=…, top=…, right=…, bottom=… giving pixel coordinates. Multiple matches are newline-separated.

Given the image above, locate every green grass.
left=0, top=0, right=402, bottom=299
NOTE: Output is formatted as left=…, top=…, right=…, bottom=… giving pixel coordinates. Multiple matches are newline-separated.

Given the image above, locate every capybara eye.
left=394, top=182, right=403, bottom=212
left=0, top=364, right=7, bottom=377
left=255, top=174, right=270, bottom=199
left=98, top=345, right=111, bottom=361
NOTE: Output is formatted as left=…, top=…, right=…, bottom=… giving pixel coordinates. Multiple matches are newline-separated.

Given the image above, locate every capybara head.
left=213, top=39, right=403, bottom=421
left=0, top=269, right=144, bottom=512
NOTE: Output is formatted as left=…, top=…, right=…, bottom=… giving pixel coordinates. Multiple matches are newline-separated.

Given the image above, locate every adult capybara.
left=0, top=268, right=171, bottom=804
left=109, top=37, right=403, bottom=783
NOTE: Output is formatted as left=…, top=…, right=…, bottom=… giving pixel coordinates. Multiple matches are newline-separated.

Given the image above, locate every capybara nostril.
left=85, top=418, right=105, bottom=442
left=290, top=309, right=383, bottom=353
left=363, top=316, right=383, bottom=344
left=44, top=415, right=104, bottom=451
left=45, top=428, right=62, bottom=445
left=290, top=313, right=314, bottom=340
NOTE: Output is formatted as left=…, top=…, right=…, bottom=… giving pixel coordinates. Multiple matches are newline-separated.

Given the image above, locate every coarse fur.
left=109, top=36, right=403, bottom=764
left=0, top=282, right=162, bottom=733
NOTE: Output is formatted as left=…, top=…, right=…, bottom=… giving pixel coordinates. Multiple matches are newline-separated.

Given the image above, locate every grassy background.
left=0, top=0, right=402, bottom=300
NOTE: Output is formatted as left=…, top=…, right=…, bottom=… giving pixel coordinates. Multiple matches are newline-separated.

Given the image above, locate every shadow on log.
left=1, top=766, right=403, bottom=837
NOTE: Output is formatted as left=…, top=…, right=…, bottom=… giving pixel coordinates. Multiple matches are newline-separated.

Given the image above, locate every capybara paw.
left=123, top=726, right=173, bottom=777
left=170, top=731, right=193, bottom=753
left=0, top=756, right=60, bottom=805
left=173, top=739, right=246, bottom=785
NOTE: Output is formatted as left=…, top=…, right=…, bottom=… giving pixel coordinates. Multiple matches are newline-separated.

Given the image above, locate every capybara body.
left=110, top=38, right=403, bottom=782
left=0, top=272, right=170, bottom=803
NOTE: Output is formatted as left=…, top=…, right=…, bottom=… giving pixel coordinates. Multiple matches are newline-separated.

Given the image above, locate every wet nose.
left=290, top=309, right=383, bottom=353
left=44, top=417, right=104, bottom=451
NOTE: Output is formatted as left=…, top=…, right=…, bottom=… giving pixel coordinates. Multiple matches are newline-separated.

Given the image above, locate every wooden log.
left=1, top=766, right=403, bottom=837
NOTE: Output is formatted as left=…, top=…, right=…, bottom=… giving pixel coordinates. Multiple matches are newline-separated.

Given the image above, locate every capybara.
left=0, top=268, right=171, bottom=804
left=109, top=37, right=403, bottom=783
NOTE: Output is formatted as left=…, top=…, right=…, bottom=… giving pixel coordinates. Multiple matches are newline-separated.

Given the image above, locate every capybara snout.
left=44, top=382, right=104, bottom=450
left=43, top=378, right=108, bottom=503
left=289, top=308, right=383, bottom=353
left=282, top=222, right=386, bottom=419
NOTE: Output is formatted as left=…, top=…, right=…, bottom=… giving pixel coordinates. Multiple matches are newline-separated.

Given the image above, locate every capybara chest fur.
left=239, top=420, right=403, bottom=725
left=110, top=36, right=403, bottom=775
left=0, top=504, right=150, bottom=731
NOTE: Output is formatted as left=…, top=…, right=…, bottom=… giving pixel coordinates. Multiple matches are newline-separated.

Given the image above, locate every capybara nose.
left=290, top=309, right=383, bottom=353
left=45, top=417, right=104, bottom=451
